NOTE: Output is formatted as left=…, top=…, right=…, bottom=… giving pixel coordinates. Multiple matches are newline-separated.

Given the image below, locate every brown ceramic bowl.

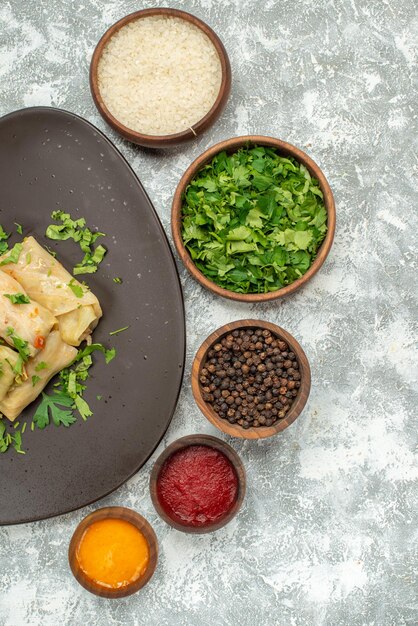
left=172, top=135, right=336, bottom=301
left=90, top=8, right=231, bottom=148
left=192, top=320, right=311, bottom=439
left=68, top=506, right=158, bottom=598
left=150, top=434, right=246, bottom=533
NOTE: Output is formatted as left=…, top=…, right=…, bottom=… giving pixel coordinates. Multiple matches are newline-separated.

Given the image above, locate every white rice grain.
left=97, top=16, right=223, bottom=136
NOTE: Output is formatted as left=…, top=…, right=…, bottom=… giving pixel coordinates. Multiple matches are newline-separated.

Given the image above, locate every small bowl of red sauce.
left=150, top=434, right=246, bottom=533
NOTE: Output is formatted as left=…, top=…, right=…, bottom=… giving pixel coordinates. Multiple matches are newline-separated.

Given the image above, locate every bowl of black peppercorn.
left=191, top=319, right=311, bottom=439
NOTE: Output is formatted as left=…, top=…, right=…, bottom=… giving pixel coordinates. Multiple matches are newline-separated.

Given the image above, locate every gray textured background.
left=0, top=0, right=417, bottom=625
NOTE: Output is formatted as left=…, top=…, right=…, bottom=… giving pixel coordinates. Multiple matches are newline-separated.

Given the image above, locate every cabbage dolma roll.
left=0, top=269, right=56, bottom=356
left=0, top=237, right=102, bottom=346
left=0, top=331, right=77, bottom=422
left=0, top=345, right=20, bottom=402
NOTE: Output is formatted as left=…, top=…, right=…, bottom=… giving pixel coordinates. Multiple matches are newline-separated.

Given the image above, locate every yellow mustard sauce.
left=76, top=518, right=149, bottom=589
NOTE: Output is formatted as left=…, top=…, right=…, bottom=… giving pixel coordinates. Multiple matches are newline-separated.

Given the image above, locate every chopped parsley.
left=6, top=328, right=30, bottom=362
left=0, top=419, right=25, bottom=454
left=44, top=245, right=57, bottom=258
left=0, top=225, right=10, bottom=255
left=12, top=430, right=25, bottom=454
left=109, top=326, right=129, bottom=336
left=0, top=243, right=23, bottom=267
left=52, top=342, right=115, bottom=421
left=7, top=341, right=117, bottom=445
left=32, top=345, right=111, bottom=428
left=181, top=145, right=328, bottom=294
left=14, top=222, right=23, bottom=235
left=33, top=392, right=76, bottom=429
left=12, top=356, right=24, bottom=377
left=68, top=279, right=84, bottom=298
left=4, top=293, right=30, bottom=304
left=46, top=210, right=107, bottom=275
left=0, top=420, right=7, bottom=452
left=76, top=343, right=116, bottom=364
left=113, top=277, right=123, bottom=284
left=4, top=328, right=30, bottom=379
left=35, top=361, right=48, bottom=372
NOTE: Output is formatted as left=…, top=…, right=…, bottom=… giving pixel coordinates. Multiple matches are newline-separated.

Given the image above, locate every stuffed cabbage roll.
left=0, top=237, right=102, bottom=346
left=0, top=331, right=77, bottom=422
left=0, top=345, right=20, bottom=402
left=0, top=270, right=56, bottom=356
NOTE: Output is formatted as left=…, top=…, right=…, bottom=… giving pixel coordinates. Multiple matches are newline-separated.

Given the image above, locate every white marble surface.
left=0, top=1, right=417, bottom=625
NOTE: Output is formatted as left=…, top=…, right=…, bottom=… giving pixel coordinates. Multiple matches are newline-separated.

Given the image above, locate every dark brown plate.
left=0, top=107, right=185, bottom=525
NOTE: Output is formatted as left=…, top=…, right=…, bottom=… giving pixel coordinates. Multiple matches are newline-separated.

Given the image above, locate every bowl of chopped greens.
left=172, top=136, right=335, bottom=301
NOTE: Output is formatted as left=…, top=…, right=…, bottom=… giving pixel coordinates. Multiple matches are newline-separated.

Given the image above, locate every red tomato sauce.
left=34, top=335, right=45, bottom=349
left=156, top=445, right=238, bottom=528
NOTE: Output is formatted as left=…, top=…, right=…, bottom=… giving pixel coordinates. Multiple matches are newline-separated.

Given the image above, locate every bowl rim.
left=191, top=319, right=311, bottom=439
left=171, top=135, right=336, bottom=300
left=90, top=7, right=231, bottom=148
left=149, top=434, right=246, bottom=533
left=68, top=506, right=158, bottom=598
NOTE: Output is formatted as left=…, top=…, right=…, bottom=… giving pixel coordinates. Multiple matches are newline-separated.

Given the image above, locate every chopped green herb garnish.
left=26, top=253, right=31, bottom=265
left=0, top=225, right=10, bottom=255
left=4, top=328, right=30, bottom=378
left=46, top=211, right=107, bottom=275
left=76, top=343, right=116, bottom=364
left=44, top=245, right=57, bottom=258
left=0, top=243, right=23, bottom=266
left=74, top=395, right=93, bottom=421
left=68, top=279, right=84, bottom=298
left=6, top=328, right=30, bottom=363
left=14, top=222, right=23, bottom=235
left=72, top=265, right=97, bottom=275
left=4, top=292, right=30, bottom=304
left=33, top=392, right=76, bottom=429
left=0, top=420, right=9, bottom=453
left=29, top=341, right=116, bottom=434
left=2, top=333, right=116, bottom=453
left=35, top=361, right=48, bottom=372
left=13, top=356, right=24, bottom=377
left=96, top=395, right=102, bottom=400
left=109, top=326, right=129, bottom=336
left=181, top=145, right=328, bottom=294
left=104, top=347, right=116, bottom=363
left=90, top=244, right=106, bottom=265
left=12, top=430, right=25, bottom=454
left=0, top=421, right=25, bottom=455
left=113, top=277, right=123, bottom=284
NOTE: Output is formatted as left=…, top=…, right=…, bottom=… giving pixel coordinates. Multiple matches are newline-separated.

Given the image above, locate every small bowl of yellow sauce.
left=68, top=506, right=158, bottom=598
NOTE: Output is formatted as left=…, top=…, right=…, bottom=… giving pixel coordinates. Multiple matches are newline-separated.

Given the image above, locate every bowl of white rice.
left=90, top=8, right=231, bottom=148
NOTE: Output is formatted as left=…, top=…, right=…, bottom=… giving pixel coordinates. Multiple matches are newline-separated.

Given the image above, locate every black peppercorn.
left=200, top=327, right=301, bottom=429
